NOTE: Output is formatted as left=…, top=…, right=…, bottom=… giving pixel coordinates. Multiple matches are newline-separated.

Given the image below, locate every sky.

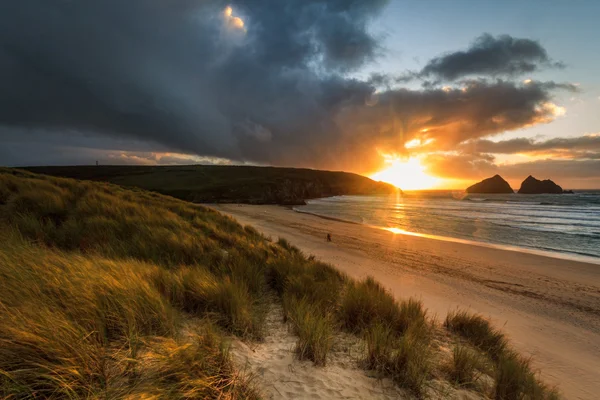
left=1, top=0, right=599, bottom=189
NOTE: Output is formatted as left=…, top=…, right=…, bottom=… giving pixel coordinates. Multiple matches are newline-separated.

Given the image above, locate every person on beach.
left=326, top=233, right=332, bottom=242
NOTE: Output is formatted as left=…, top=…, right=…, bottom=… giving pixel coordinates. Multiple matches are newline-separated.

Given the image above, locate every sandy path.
left=213, top=204, right=600, bottom=400
left=232, top=304, right=407, bottom=400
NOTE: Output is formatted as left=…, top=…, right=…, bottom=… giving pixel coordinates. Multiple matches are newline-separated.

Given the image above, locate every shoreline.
left=292, top=207, right=600, bottom=265
left=212, top=203, right=600, bottom=400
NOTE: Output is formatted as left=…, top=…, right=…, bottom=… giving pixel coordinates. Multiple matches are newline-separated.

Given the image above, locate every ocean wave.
left=299, top=194, right=600, bottom=259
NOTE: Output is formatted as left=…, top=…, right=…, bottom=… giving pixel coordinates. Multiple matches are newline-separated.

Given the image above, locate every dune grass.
left=447, top=345, right=483, bottom=388
left=445, top=311, right=559, bottom=399
left=445, top=310, right=508, bottom=361
left=494, top=353, right=560, bottom=400
left=0, top=168, right=559, bottom=399
left=284, top=297, right=333, bottom=366
left=0, top=169, right=270, bottom=398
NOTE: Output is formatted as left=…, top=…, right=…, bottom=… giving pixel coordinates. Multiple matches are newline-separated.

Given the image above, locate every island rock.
left=466, top=175, right=514, bottom=194
left=518, top=176, right=564, bottom=194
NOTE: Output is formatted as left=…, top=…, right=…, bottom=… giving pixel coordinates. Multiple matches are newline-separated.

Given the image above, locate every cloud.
left=422, top=153, right=600, bottom=189
left=422, top=153, right=498, bottom=180
left=0, top=1, right=579, bottom=176
left=0, top=0, right=387, bottom=167
left=335, top=80, right=574, bottom=158
left=460, top=134, right=600, bottom=160
left=418, top=34, right=564, bottom=81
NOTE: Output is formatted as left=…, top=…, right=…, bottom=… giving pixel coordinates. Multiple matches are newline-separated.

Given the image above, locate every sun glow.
left=223, top=5, right=246, bottom=31
left=370, top=157, right=441, bottom=190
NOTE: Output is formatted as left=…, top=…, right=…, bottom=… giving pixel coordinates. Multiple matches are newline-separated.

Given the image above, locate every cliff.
left=466, top=175, right=514, bottom=194
left=518, top=176, right=564, bottom=194
left=23, top=165, right=399, bottom=205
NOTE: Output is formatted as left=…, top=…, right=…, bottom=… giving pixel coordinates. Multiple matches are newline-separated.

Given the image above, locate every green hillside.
left=23, top=165, right=398, bottom=205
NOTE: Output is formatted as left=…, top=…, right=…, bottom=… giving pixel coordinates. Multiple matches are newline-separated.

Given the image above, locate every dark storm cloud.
left=419, top=34, right=564, bottom=81
left=0, top=1, right=574, bottom=172
left=0, top=0, right=386, bottom=166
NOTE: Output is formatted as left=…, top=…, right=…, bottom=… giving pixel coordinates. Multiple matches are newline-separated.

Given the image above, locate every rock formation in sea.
left=466, top=175, right=514, bottom=194
left=518, top=176, right=565, bottom=194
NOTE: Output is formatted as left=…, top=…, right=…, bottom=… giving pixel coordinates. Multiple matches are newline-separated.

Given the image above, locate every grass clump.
left=445, top=310, right=507, bottom=360
left=445, top=310, right=559, bottom=399
left=494, top=353, right=559, bottom=400
left=364, top=323, right=395, bottom=370
left=128, top=325, right=259, bottom=399
left=390, top=330, right=432, bottom=396
left=447, top=345, right=482, bottom=388
left=363, top=323, right=432, bottom=396
left=339, top=277, right=399, bottom=333
left=285, top=297, right=333, bottom=366
left=276, top=237, right=302, bottom=254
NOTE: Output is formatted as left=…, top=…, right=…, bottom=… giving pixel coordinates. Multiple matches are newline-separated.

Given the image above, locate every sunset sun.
left=370, top=157, right=441, bottom=190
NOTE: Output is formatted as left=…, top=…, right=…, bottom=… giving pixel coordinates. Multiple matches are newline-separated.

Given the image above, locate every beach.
left=213, top=204, right=600, bottom=400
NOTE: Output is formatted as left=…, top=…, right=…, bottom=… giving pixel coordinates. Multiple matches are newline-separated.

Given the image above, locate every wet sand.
left=212, top=204, right=600, bottom=400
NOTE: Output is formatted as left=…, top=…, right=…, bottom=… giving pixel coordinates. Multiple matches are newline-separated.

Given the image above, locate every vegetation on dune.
left=447, top=345, right=483, bottom=388
left=23, top=164, right=398, bottom=205
left=0, top=168, right=558, bottom=399
left=445, top=311, right=560, bottom=400
left=0, top=169, right=269, bottom=398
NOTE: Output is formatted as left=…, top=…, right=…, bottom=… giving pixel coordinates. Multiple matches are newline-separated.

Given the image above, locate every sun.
left=370, top=157, right=441, bottom=190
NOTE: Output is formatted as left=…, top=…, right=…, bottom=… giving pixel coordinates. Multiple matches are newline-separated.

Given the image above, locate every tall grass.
left=339, top=277, right=399, bottom=333
left=445, top=310, right=507, bottom=360
left=285, top=297, right=333, bottom=366
left=363, top=322, right=432, bottom=396
left=0, top=169, right=268, bottom=398
left=445, top=310, right=559, bottom=399
left=0, top=231, right=257, bottom=398
left=447, top=345, right=482, bottom=387
left=494, top=353, right=560, bottom=400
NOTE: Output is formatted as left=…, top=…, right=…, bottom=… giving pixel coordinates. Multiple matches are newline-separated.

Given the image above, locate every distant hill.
left=23, top=165, right=398, bottom=205
left=466, top=174, right=514, bottom=194
left=518, top=175, right=566, bottom=194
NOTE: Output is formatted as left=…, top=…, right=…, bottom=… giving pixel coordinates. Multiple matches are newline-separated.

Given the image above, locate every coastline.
left=293, top=207, right=600, bottom=265
left=212, top=203, right=600, bottom=400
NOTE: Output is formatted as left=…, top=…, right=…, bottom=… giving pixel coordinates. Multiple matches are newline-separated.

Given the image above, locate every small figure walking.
left=326, top=233, right=332, bottom=242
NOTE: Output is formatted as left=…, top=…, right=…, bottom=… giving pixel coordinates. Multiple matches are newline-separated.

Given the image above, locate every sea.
left=295, top=191, right=600, bottom=263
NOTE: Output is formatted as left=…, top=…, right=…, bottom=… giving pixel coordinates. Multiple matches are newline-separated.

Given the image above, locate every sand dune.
left=214, top=204, right=600, bottom=400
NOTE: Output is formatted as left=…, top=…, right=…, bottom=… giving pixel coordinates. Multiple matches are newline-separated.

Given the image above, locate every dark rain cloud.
left=418, top=34, right=564, bottom=81
left=0, top=1, right=579, bottom=173
left=0, top=0, right=388, bottom=169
